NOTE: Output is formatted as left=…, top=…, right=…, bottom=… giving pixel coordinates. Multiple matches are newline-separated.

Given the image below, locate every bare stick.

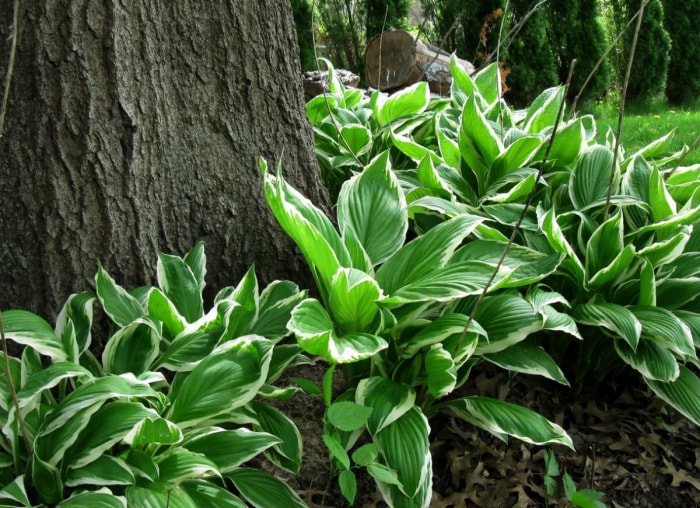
left=0, top=313, right=32, bottom=459
left=569, top=8, right=645, bottom=117
left=0, top=0, right=19, bottom=138
left=455, top=60, right=577, bottom=353
left=604, top=0, right=648, bottom=221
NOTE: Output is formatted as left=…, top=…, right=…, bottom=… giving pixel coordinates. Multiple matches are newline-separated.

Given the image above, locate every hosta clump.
left=372, top=56, right=700, bottom=429
left=0, top=242, right=308, bottom=507
left=262, top=157, right=573, bottom=507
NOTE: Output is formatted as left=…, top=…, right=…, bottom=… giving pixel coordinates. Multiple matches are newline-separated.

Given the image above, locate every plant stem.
left=0, top=312, right=32, bottom=457
left=604, top=0, right=649, bottom=221
left=454, top=60, right=576, bottom=353
left=0, top=0, right=19, bottom=138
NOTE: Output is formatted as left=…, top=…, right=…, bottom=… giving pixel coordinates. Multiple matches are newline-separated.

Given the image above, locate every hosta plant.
left=262, top=157, right=574, bottom=507
left=0, top=243, right=308, bottom=507
left=338, top=56, right=700, bottom=429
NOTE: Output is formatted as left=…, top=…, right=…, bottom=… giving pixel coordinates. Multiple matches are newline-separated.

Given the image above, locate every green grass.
left=580, top=98, right=700, bottom=166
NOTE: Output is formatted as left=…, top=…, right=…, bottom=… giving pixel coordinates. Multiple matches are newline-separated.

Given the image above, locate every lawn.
left=581, top=98, right=700, bottom=166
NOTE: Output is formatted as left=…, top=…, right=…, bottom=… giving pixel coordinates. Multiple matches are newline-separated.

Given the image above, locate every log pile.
left=364, top=29, right=474, bottom=95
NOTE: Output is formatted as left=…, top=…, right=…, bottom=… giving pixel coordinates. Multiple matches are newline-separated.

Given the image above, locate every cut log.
left=364, top=29, right=474, bottom=94
left=302, top=69, right=361, bottom=101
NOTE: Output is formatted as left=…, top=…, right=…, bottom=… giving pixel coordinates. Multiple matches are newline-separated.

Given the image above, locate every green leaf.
left=338, top=151, right=407, bottom=266
left=64, top=401, right=165, bottom=469
left=35, top=375, right=161, bottom=465
left=16, top=362, right=92, bottom=414
left=65, top=455, right=134, bottom=487
left=444, top=396, right=574, bottom=448
left=375, top=406, right=431, bottom=499
left=569, top=145, right=616, bottom=210
left=615, top=339, right=679, bottom=382
left=32, top=455, right=64, bottom=504
left=0, top=476, right=32, bottom=507
left=184, top=241, right=207, bottom=293
left=323, top=432, right=351, bottom=470
left=637, top=229, right=690, bottom=267
left=157, top=448, right=220, bottom=484
left=102, top=321, right=160, bottom=375
left=648, top=165, right=676, bottom=223
left=585, top=212, right=625, bottom=277
left=328, top=401, right=373, bottom=432
left=537, top=207, right=585, bottom=284
left=59, top=490, right=127, bottom=508
left=488, top=135, right=542, bottom=185
left=181, top=481, right=247, bottom=508
left=154, top=330, right=220, bottom=372
left=96, top=263, right=145, bottom=327
left=450, top=53, right=476, bottom=105
left=167, top=336, right=272, bottom=427
left=356, top=377, right=416, bottom=435
left=228, top=468, right=307, bottom=508
left=572, top=303, right=642, bottom=351
left=483, top=341, right=569, bottom=386
left=547, top=117, right=585, bottom=167
left=147, top=288, right=187, bottom=339
left=452, top=240, right=563, bottom=288
left=340, top=123, right=372, bottom=156
left=262, top=158, right=351, bottom=294
left=158, top=252, right=204, bottom=322
left=220, top=265, right=259, bottom=340
left=250, top=401, right=303, bottom=474
left=55, top=292, right=96, bottom=358
left=352, top=443, right=379, bottom=466
left=124, top=414, right=183, bottom=447
left=339, top=469, right=357, bottom=504
left=289, top=298, right=388, bottom=364
left=646, top=365, right=700, bottom=426
left=400, top=312, right=484, bottom=361
left=474, top=61, right=502, bottom=105
left=377, top=82, right=429, bottom=126
left=630, top=306, right=695, bottom=359
left=425, top=344, right=457, bottom=398
left=473, top=293, right=543, bottom=355
left=524, top=87, right=564, bottom=134
left=329, top=268, right=382, bottom=333
left=376, top=214, right=485, bottom=294
left=460, top=94, right=503, bottom=190
left=1, top=310, right=67, bottom=362
left=252, top=280, right=305, bottom=341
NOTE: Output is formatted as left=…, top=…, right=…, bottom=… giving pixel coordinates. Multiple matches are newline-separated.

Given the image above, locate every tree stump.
left=364, top=29, right=474, bottom=94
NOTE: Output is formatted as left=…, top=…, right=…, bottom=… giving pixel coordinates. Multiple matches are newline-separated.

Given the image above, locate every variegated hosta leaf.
left=569, top=145, right=616, bottom=210
left=473, top=293, right=543, bottom=355
left=55, top=292, right=96, bottom=359
left=376, top=214, right=486, bottom=295
left=444, top=396, right=574, bottom=449
left=646, top=365, right=700, bottom=427
left=102, top=321, right=160, bottom=375
left=399, top=312, right=486, bottom=361
left=63, top=401, right=174, bottom=469
left=157, top=251, right=204, bottom=323
left=629, top=306, right=696, bottom=359
left=381, top=261, right=511, bottom=306
left=1, top=310, right=67, bottom=362
left=337, top=151, right=407, bottom=266
left=127, top=482, right=246, bottom=508
left=251, top=280, right=306, bottom=341
left=58, top=489, right=127, bottom=507
left=261, top=158, right=351, bottom=295
left=452, top=239, right=564, bottom=288
left=537, top=206, right=585, bottom=284
left=488, top=135, right=543, bottom=186
left=167, top=336, right=272, bottom=427
left=15, top=362, right=92, bottom=415
left=288, top=298, right=388, bottom=364
left=460, top=93, right=503, bottom=191
left=637, top=228, right=690, bottom=267
left=425, top=344, right=457, bottom=398
left=375, top=406, right=432, bottom=503
left=0, top=476, right=32, bottom=507
left=356, top=377, right=416, bottom=435
left=147, top=288, right=187, bottom=340
left=572, top=303, right=642, bottom=351
left=65, top=455, right=134, bottom=487
left=585, top=212, right=625, bottom=278
left=615, top=339, right=679, bottom=382
left=483, top=341, right=570, bottom=386
left=156, top=447, right=221, bottom=484
left=95, top=263, right=145, bottom=327
left=250, top=401, right=303, bottom=474
left=35, top=375, right=162, bottom=466
left=523, top=86, right=565, bottom=134
left=228, top=468, right=307, bottom=508
left=376, top=81, right=430, bottom=127
left=329, top=268, right=383, bottom=334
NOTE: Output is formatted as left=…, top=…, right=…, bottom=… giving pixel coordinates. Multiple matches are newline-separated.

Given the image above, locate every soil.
left=269, top=362, right=700, bottom=508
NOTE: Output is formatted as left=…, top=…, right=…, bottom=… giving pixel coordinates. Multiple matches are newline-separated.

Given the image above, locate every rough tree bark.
left=0, top=1, right=328, bottom=319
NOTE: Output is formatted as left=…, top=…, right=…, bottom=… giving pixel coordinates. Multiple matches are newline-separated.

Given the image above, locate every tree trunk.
left=0, top=1, right=327, bottom=319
